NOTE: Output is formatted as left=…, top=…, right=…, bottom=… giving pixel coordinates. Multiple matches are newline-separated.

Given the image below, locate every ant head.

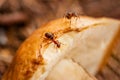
left=65, top=12, right=77, bottom=19
left=45, top=32, right=54, bottom=39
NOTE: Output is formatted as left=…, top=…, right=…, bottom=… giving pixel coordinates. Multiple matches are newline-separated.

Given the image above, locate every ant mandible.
left=45, top=32, right=60, bottom=48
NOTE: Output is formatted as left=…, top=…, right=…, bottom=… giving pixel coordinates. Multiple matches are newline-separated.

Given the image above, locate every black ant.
left=65, top=12, right=77, bottom=19
left=45, top=32, right=60, bottom=48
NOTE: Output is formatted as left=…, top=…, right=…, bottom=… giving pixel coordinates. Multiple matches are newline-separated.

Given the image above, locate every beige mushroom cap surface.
left=2, top=16, right=120, bottom=80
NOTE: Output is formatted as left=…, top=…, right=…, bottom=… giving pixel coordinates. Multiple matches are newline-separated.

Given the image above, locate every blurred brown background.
left=0, top=0, right=120, bottom=80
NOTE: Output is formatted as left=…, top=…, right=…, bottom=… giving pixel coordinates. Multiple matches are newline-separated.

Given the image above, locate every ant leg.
left=44, top=41, right=52, bottom=48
